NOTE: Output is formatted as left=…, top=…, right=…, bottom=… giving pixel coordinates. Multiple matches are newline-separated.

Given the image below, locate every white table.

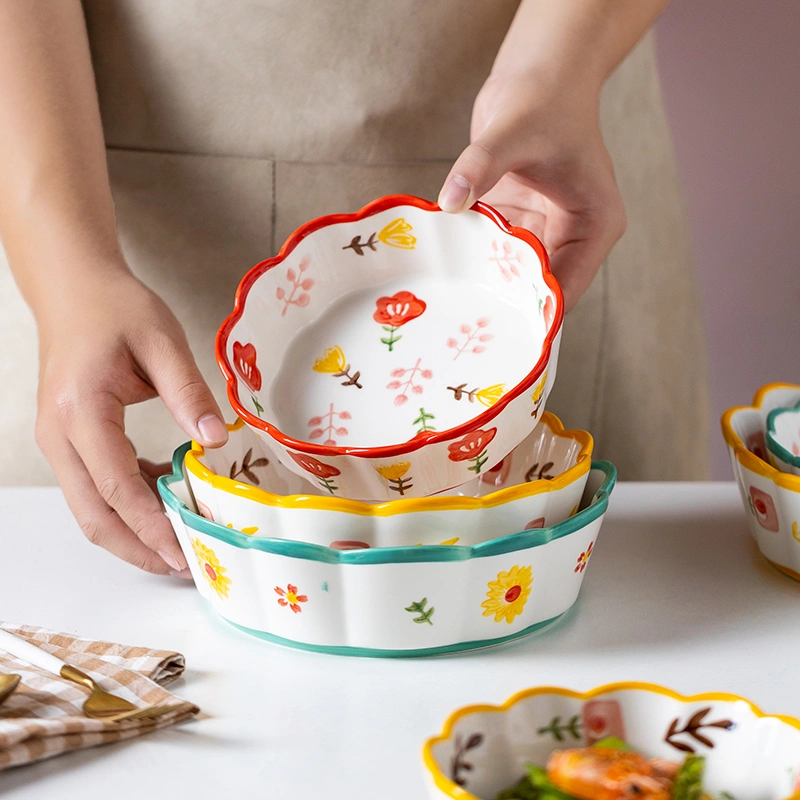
left=2, top=483, right=799, bottom=798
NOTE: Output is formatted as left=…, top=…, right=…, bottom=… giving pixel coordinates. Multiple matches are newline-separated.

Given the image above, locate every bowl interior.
left=728, top=385, right=800, bottom=465
left=221, top=199, right=557, bottom=450
left=425, top=685, right=800, bottom=799
left=191, top=412, right=589, bottom=505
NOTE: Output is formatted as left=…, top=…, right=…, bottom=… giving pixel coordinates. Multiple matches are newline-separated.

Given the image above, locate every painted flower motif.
left=447, top=428, right=497, bottom=474
left=233, top=341, right=262, bottom=393
left=191, top=538, right=232, bottom=599
left=329, top=540, right=371, bottom=550
left=531, top=370, right=548, bottom=405
left=543, top=295, right=555, bottom=330
left=746, top=431, right=767, bottom=462
left=312, top=346, right=362, bottom=388
left=749, top=486, right=779, bottom=532
left=582, top=700, right=626, bottom=745
left=375, top=461, right=413, bottom=495
left=481, top=564, right=533, bottom=624
left=287, top=451, right=341, bottom=494
left=375, top=462, right=411, bottom=481
left=275, top=583, right=308, bottom=614
left=225, top=523, right=259, bottom=536
left=374, top=291, right=427, bottom=328
left=524, top=517, right=545, bottom=530
left=196, top=500, right=214, bottom=521
left=575, top=541, right=594, bottom=573
left=377, top=217, right=416, bottom=249
left=476, top=384, right=506, bottom=407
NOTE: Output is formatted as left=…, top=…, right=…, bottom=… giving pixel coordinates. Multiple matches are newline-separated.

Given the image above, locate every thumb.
left=438, top=133, right=515, bottom=213
left=143, top=332, right=229, bottom=448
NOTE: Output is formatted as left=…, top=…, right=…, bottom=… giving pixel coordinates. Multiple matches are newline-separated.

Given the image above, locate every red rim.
left=216, top=194, right=564, bottom=459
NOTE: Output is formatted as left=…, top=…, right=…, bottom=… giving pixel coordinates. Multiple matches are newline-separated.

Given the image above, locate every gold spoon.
left=0, top=674, right=21, bottom=706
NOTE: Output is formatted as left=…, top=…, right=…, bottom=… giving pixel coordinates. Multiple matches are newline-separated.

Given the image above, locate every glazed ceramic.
left=423, top=682, right=800, bottom=799
left=767, top=401, right=800, bottom=476
left=184, top=411, right=592, bottom=549
left=721, top=383, right=800, bottom=580
left=159, top=449, right=614, bottom=657
left=216, top=194, right=563, bottom=501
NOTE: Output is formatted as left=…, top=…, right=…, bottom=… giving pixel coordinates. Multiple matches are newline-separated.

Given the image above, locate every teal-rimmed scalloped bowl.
left=767, top=400, right=800, bottom=477
left=158, top=444, right=615, bottom=657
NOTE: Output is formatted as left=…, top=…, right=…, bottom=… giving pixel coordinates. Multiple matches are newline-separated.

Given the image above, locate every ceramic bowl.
left=766, top=401, right=800, bottom=476
left=158, top=451, right=614, bottom=657
left=423, top=682, right=800, bottom=799
left=216, top=194, right=563, bottom=501
left=183, top=411, right=592, bottom=550
left=721, top=383, right=800, bottom=580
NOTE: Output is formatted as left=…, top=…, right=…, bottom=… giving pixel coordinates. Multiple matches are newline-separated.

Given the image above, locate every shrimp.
left=546, top=747, right=677, bottom=800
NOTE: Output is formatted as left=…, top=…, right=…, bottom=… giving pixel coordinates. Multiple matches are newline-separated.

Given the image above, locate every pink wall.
left=656, top=0, right=800, bottom=478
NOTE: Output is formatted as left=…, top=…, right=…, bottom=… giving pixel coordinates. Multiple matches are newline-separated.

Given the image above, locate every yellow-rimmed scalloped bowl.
left=184, top=411, right=592, bottom=549
left=158, top=453, right=614, bottom=657
left=423, top=682, right=800, bottom=799
left=721, top=382, right=800, bottom=581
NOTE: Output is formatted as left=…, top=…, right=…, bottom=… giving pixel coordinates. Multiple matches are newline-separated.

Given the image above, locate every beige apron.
left=0, top=0, right=710, bottom=484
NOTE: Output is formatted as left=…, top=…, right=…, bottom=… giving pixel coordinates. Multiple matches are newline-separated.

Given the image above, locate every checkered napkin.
left=0, top=623, right=199, bottom=770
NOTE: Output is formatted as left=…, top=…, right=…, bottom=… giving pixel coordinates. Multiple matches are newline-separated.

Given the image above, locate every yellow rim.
left=721, top=382, right=800, bottom=492
left=422, top=680, right=800, bottom=799
left=184, top=412, right=593, bottom=516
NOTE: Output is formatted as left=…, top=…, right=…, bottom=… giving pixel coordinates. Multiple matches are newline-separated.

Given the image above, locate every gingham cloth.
left=0, top=623, right=199, bottom=770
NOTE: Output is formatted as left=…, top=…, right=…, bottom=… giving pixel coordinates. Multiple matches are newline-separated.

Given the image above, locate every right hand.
left=34, top=267, right=228, bottom=576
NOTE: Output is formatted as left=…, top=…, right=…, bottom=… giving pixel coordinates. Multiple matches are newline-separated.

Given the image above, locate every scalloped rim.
left=766, top=400, right=800, bottom=470
left=184, top=410, right=593, bottom=516
left=422, top=681, right=800, bottom=799
left=721, top=382, right=800, bottom=491
left=158, top=446, right=615, bottom=564
left=215, top=194, right=564, bottom=459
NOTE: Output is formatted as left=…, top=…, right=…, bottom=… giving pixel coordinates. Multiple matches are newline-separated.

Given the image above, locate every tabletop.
left=2, top=482, right=799, bottom=798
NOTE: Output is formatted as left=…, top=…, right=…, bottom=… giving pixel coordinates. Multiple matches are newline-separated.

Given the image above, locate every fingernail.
left=197, top=414, right=228, bottom=445
left=438, top=175, right=471, bottom=213
left=170, top=568, right=193, bottom=581
left=159, top=550, right=185, bottom=572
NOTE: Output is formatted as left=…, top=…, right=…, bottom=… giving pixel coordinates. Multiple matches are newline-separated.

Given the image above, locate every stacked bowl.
left=722, top=382, right=800, bottom=580
left=158, top=195, right=617, bottom=655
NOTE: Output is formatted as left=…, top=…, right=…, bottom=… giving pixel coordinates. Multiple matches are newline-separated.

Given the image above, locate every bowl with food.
left=423, top=682, right=800, bottom=799
left=183, top=411, right=592, bottom=549
left=721, top=383, right=800, bottom=580
left=216, top=194, right=563, bottom=501
left=766, top=401, right=800, bottom=477
left=158, top=450, right=614, bottom=656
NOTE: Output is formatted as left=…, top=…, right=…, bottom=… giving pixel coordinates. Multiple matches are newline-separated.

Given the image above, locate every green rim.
left=766, top=400, right=800, bottom=470
left=158, top=443, right=616, bottom=564
left=224, top=612, right=566, bottom=657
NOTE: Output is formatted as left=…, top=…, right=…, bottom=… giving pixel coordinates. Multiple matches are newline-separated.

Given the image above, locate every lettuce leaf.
left=496, top=765, right=581, bottom=800
left=673, top=755, right=705, bottom=800
left=591, top=736, right=633, bottom=751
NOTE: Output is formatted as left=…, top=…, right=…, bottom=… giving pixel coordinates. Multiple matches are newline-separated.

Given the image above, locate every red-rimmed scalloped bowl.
left=217, top=195, right=563, bottom=501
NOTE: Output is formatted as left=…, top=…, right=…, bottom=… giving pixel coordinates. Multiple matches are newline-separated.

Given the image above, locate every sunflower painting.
left=481, top=564, right=533, bottom=624
left=191, top=538, right=232, bottom=599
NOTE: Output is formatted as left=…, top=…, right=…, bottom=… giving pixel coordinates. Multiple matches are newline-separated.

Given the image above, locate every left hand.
left=438, top=70, right=626, bottom=311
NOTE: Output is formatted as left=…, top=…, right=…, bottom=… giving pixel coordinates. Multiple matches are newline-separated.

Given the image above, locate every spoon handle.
left=0, top=628, right=66, bottom=677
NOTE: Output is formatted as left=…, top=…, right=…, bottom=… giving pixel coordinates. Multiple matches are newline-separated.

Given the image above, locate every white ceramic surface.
left=767, top=401, right=800, bottom=477
left=721, top=383, right=800, bottom=580
left=184, top=411, right=592, bottom=549
left=217, top=195, right=563, bottom=501
left=423, top=683, right=800, bottom=799
left=160, top=451, right=614, bottom=657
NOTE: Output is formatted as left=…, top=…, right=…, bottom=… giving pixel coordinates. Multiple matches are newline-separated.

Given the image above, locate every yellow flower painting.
left=531, top=370, right=548, bottom=405
left=377, top=217, right=416, bottom=250
left=375, top=462, right=411, bottom=482
left=475, top=383, right=507, bottom=408
left=313, top=345, right=347, bottom=374
left=481, top=564, right=533, bottom=624
left=191, top=538, right=232, bottom=599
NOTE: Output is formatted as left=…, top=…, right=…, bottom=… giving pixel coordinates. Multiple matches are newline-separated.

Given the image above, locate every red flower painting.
left=232, top=341, right=262, bottom=393
left=543, top=295, right=555, bottom=330
left=287, top=451, right=340, bottom=480
left=749, top=486, right=779, bottom=532
left=447, top=428, right=497, bottom=474
left=373, top=291, right=426, bottom=327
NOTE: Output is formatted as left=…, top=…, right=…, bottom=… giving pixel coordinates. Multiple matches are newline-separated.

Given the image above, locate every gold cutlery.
left=0, top=673, right=20, bottom=707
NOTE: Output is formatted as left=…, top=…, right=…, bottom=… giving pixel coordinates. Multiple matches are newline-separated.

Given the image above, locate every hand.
left=438, top=70, right=626, bottom=311
left=34, top=267, right=228, bottom=575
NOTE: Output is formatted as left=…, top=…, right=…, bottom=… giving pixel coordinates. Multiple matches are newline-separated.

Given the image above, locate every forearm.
left=0, top=1, right=126, bottom=318
left=493, top=0, right=671, bottom=90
